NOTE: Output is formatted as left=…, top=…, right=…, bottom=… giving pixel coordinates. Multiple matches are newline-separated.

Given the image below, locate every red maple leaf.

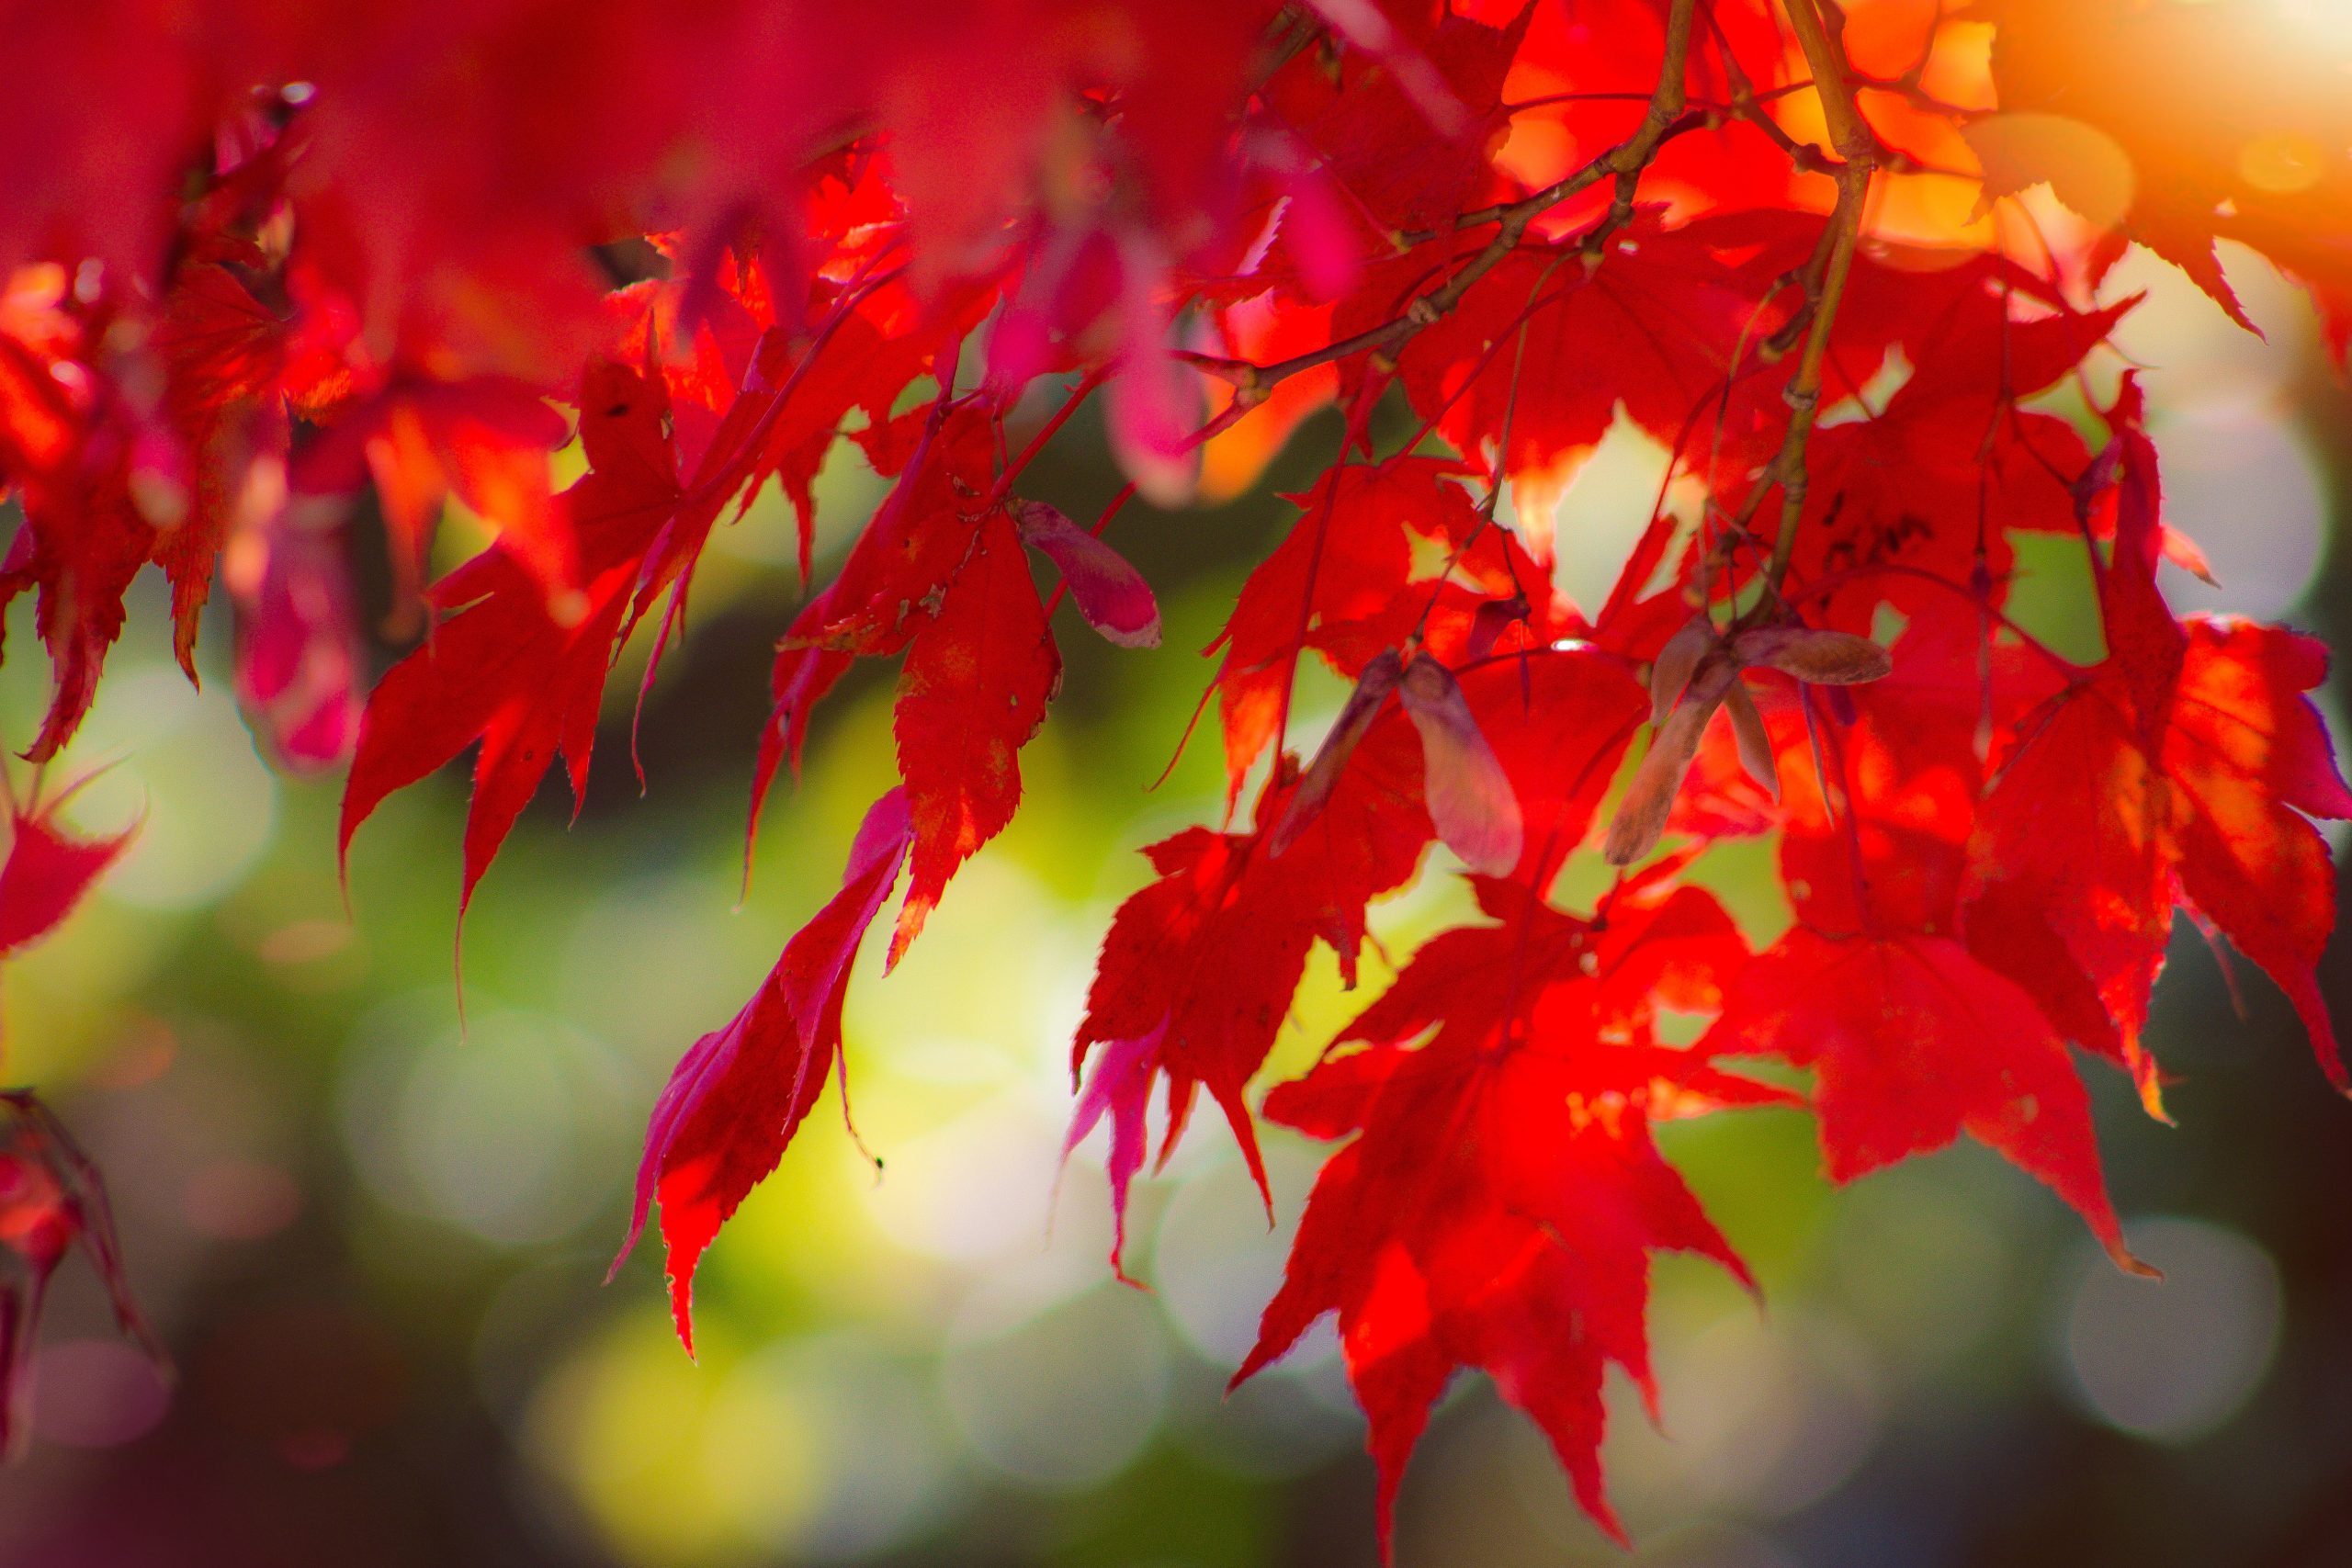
left=1965, top=394, right=2352, bottom=1096
left=0, top=771, right=134, bottom=961
left=891, top=505, right=1060, bottom=958
left=616, top=788, right=913, bottom=1352
left=1704, top=927, right=2141, bottom=1270
left=1238, top=875, right=1788, bottom=1551
left=340, top=359, right=681, bottom=918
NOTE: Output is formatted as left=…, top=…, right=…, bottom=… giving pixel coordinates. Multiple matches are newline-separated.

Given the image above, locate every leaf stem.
left=1756, top=0, right=1877, bottom=602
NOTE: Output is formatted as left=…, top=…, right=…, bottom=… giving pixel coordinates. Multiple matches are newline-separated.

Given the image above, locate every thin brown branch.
left=1186, top=0, right=1704, bottom=399
left=1757, top=0, right=1878, bottom=600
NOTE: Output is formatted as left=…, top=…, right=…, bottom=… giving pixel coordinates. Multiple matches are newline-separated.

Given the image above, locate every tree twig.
left=1184, top=0, right=1704, bottom=401
left=1757, top=0, right=1877, bottom=600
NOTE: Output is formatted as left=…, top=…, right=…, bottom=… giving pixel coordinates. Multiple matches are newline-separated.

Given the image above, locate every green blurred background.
left=0, top=244, right=2347, bottom=1568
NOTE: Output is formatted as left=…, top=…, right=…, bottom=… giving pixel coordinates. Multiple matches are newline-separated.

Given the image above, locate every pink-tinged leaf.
left=1274, top=166, right=1364, bottom=302
left=1397, top=654, right=1521, bottom=875
left=0, top=783, right=134, bottom=958
left=1269, top=649, right=1402, bottom=857
left=1723, top=680, right=1777, bottom=801
left=616, top=790, right=913, bottom=1354
left=1061, top=1020, right=1170, bottom=1285
left=228, top=488, right=363, bottom=773
left=1104, top=236, right=1201, bottom=508
left=1014, top=500, right=1160, bottom=649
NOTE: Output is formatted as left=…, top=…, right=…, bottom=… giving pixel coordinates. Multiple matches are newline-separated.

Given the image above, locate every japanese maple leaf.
left=1, top=256, right=291, bottom=758
left=1982, top=0, right=2352, bottom=348
left=0, top=491, right=152, bottom=766
left=341, top=359, right=680, bottom=916
left=229, top=494, right=365, bottom=773
left=1068, top=749, right=1429, bottom=1274
left=890, top=506, right=1060, bottom=959
left=0, top=1091, right=164, bottom=1458
left=0, top=774, right=134, bottom=961
left=298, top=376, right=574, bottom=612
left=1968, top=616, right=2352, bottom=1093
left=1702, top=928, right=2142, bottom=1271
left=1965, top=400, right=2352, bottom=1093
left=616, top=789, right=912, bottom=1352
left=1780, top=291, right=2132, bottom=633
left=618, top=252, right=991, bottom=586
left=1236, top=877, right=1784, bottom=1551
left=741, top=269, right=990, bottom=581
left=1072, top=648, right=1645, bottom=1269
left=749, top=404, right=1009, bottom=848
left=146, top=256, right=292, bottom=671
left=0, top=321, right=159, bottom=763
left=1392, top=218, right=1789, bottom=538
left=1766, top=614, right=2064, bottom=939
left=1265, top=1, right=1532, bottom=235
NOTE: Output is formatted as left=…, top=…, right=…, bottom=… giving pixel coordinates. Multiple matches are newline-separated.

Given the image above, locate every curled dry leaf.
left=1398, top=653, right=1523, bottom=876
left=1013, top=500, right=1161, bottom=649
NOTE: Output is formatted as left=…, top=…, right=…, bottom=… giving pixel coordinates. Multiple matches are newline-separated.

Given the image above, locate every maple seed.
left=1270, top=650, right=1403, bottom=858
left=1012, top=500, right=1161, bottom=649
left=1733, top=625, right=1894, bottom=685
left=1724, top=681, right=1778, bottom=801
left=1397, top=654, right=1523, bottom=876
left=1648, top=615, right=1714, bottom=725
left=1608, top=625, right=1892, bottom=865
left=1607, top=662, right=1736, bottom=868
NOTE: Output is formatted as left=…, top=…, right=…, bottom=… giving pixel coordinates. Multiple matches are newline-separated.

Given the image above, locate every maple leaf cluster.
left=2, top=0, right=2348, bottom=1543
